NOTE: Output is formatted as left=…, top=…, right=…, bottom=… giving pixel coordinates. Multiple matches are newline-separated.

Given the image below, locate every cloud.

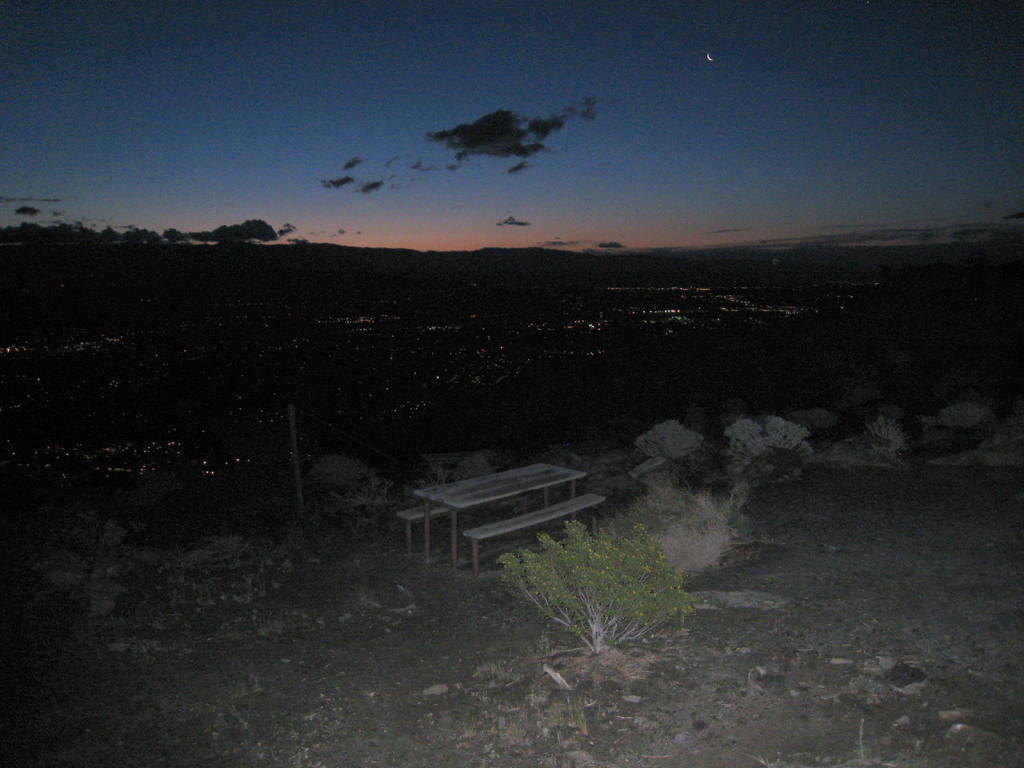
left=746, top=222, right=1024, bottom=249
left=277, top=222, right=296, bottom=237
left=316, top=98, right=595, bottom=194
left=2, top=195, right=62, bottom=203
left=497, top=215, right=531, bottom=226
left=321, top=176, right=355, bottom=189
left=337, top=228, right=346, bottom=235
left=597, top=241, right=625, bottom=248
left=1004, top=210, right=1024, bottom=219
left=15, top=205, right=40, bottom=215
left=188, top=219, right=278, bottom=243
left=429, top=110, right=544, bottom=160
left=710, top=228, right=745, bottom=234
left=527, top=115, right=565, bottom=140
left=563, top=96, right=597, bottom=121
left=538, top=239, right=584, bottom=248
left=410, top=158, right=443, bottom=172
left=427, top=97, right=596, bottom=165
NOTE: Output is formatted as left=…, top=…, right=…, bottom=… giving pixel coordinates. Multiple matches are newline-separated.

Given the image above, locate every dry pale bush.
left=786, top=407, right=839, bottom=433
left=452, top=453, right=495, bottom=480
left=724, top=415, right=811, bottom=465
left=605, top=479, right=748, bottom=574
left=634, top=419, right=705, bottom=461
left=924, top=400, right=996, bottom=429
left=807, top=437, right=909, bottom=470
left=864, top=414, right=908, bottom=453
left=928, top=413, right=1024, bottom=466
left=723, top=415, right=812, bottom=483
left=306, top=453, right=375, bottom=489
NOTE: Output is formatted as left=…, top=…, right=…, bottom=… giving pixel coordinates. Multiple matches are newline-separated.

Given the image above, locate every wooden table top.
left=412, top=462, right=586, bottom=509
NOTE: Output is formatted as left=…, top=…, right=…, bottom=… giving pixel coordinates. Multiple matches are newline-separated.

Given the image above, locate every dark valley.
left=2, top=242, right=1022, bottom=504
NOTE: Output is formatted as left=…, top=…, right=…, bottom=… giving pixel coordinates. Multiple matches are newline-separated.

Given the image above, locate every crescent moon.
left=707, top=53, right=714, bottom=61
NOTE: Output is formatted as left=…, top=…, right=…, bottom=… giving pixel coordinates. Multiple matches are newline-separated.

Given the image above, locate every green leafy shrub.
left=498, top=520, right=697, bottom=653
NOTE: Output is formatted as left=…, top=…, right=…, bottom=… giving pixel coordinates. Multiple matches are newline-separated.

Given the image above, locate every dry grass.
left=557, top=647, right=656, bottom=683
left=605, top=479, right=748, bottom=573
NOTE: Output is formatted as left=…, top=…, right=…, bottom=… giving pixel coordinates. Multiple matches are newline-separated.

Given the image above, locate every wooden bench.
left=462, top=493, right=605, bottom=577
left=396, top=505, right=452, bottom=554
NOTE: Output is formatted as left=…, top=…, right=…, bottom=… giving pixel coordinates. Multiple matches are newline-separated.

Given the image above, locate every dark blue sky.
left=2, top=0, right=1022, bottom=251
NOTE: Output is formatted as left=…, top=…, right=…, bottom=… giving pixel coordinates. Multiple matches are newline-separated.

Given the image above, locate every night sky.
left=2, top=0, right=1022, bottom=252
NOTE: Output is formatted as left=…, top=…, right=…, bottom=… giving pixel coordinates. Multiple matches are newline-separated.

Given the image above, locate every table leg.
left=450, top=510, right=459, bottom=567
left=423, top=501, right=431, bottom=561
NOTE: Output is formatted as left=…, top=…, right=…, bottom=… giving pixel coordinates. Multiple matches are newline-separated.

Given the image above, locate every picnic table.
left=408, top=462, right=602, bottom=573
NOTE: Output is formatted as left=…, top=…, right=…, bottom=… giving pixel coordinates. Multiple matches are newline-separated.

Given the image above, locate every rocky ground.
left=6, top=459, right=1024, bottom=768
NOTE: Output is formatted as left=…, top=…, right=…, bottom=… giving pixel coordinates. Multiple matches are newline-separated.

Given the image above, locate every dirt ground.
left=7, top=462, right=1024, bottom=768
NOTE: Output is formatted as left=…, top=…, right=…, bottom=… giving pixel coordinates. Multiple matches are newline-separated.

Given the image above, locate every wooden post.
left=288, top=404, right=305, bottom=516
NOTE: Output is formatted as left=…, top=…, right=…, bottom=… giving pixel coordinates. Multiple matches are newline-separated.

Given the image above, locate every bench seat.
left=396, top=505, right=452, bottom=553
left=463, top=493, right=605, bottom=576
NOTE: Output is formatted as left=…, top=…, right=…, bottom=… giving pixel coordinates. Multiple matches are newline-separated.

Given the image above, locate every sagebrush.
left=724, top=414, right=812, bottom=481
left=634, top=419, right=705, bottom=461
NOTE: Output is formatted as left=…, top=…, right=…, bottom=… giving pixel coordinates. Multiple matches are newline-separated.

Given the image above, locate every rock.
left=944, top=722, right=1003, bottom=747
left=88, top=578, right=127, bottom=615
left=421, top=683, right=448, bottom=696
left=557, top=749, right=594, bottom=768
left=847, top=674, right=888, bottom=703
left=808, top=438, right=908, bottom=470
left=629, top=456, right=669, bottom=479
left=99, top=519, right=127, bottom=547
left=354, top=576, right=416, bottom=613
left=875, top=655, right=897, bottom=673
left=938, top=707, right=973, bottom=722
left=886, top=661, right=927, bottom=687
left=927, top=416, right=1024, bottom=465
